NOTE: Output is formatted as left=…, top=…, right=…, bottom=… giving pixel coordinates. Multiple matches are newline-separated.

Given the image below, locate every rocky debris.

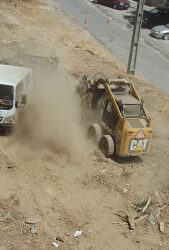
left=159, top=222, right=165, bottom=233
left=25, top=215, right=41, bottom=224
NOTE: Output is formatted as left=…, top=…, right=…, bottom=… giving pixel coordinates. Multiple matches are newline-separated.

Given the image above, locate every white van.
left=0, top=64, right=32, bottom=128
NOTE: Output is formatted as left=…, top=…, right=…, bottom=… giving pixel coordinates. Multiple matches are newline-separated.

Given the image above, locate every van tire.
left=88, top=124, right=102, bottom=144
left=99, top=135, right=114, bottom=158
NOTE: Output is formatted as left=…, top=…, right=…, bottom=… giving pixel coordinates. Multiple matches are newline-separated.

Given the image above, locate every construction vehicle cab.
left=86, top=76, right=152, bottom=157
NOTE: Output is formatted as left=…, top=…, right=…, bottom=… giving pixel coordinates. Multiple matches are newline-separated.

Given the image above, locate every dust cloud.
left=15, top=68, right=89, bottom=161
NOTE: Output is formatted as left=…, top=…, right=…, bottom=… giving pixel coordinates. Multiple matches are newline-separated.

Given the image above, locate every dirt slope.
left=0, top=1, right=169, bottom=250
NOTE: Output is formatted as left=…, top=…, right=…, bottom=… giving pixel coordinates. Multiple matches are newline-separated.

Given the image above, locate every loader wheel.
left=88, top=124, right=102, bottom=144
left=99, top=135, right=114, bottom=158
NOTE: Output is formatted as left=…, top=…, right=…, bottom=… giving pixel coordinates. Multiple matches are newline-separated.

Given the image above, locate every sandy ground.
left=0, top=0, right=169, bottom=249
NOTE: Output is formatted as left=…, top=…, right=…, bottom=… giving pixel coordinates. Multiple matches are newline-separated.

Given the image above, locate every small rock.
left=52, top=242, right=59, bottom=248
left=125, top=215, right=135, bottom=230
left=26, top=215, right=41, bottom=224
left=8, top=162, right=15, bottom=169
left=159, top=222, right=164, bottom=233
left=73, top=230, right=83, bottom=238
left=89, top=64, right=94, bottom=68
left=122, top=188, right=128, bottom=193
left=100, top=169, right=106, bottom=173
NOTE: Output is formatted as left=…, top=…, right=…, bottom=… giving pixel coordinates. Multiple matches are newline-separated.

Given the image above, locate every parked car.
left=142, top=8, right=169, bottom=28
left=151, top=23, right=169, bottom=40
left=93, top=0, right=130, bottom=10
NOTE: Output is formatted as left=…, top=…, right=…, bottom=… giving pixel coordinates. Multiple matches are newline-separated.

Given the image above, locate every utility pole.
left=127, top=0, right=145, bottom=75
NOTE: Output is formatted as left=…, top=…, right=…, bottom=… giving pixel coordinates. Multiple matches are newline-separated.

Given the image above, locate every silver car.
left=151, top=23, right=169, bottom=40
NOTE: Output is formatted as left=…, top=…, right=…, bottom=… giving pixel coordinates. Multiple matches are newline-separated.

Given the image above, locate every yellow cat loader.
left=87, top=76, right=152, bottom=157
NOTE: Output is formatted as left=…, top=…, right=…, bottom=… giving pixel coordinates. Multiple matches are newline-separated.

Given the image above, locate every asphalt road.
left=54, top=0, right=169, bottom=94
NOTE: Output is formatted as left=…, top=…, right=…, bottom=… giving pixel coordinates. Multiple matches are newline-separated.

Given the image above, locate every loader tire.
left=99, top=135, right=114, bottom=158
left=88, top=124, right=102, bottom=144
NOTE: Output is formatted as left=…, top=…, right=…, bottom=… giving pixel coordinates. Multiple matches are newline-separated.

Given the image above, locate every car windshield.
left=165, top=23, right=169, bottom=28
left=123, top=104, right=141, bottom=118
left=0, top=84, right=13, bottom=109
left=150, top=8, right=159, bottom=14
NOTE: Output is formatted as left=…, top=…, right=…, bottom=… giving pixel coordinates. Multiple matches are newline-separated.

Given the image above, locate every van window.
left=16, top=81, right=23, bottom=102
left=0, top=84, right=13, bottom=109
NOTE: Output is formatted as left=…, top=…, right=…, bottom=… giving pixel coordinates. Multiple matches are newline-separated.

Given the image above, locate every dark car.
left=94, top=0, right=130, bottom=10
left=142, top=8, right=169, bottom=28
